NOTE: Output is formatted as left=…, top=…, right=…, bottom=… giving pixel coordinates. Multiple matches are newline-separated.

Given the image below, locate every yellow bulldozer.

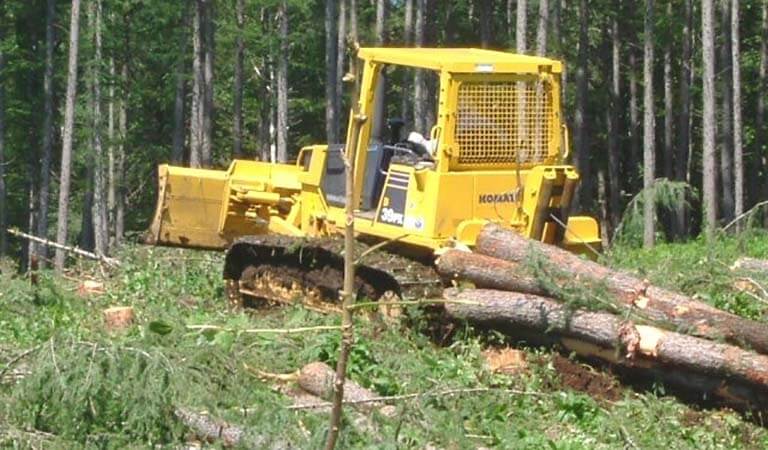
left=146, top=48, right=601, bottom=307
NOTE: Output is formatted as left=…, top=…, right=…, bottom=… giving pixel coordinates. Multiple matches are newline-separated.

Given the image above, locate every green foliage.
left=0, top=243, right=766, bottom=447
left=613, top=178, right=695, bottom=247
left=609, top=230, right=768, bottom=320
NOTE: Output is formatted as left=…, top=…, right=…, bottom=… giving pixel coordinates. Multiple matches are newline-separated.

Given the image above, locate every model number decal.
left=380, top=207, right=404, bottom=225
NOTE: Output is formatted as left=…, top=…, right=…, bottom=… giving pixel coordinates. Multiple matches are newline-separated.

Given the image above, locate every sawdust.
left=482, top=347, right=528, bottom=375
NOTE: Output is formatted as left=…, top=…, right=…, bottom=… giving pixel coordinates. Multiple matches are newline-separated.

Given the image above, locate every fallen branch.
left=243, top=363, right=299, bottom=382
left=6, top=228, right=120, bottom=267
left=186, top=324, right=344, bottom=335
left=723, top=200, right=768, bottom=232
left=0, top=345, right=41, bottom=380
left=472, top=224, right=768, bottom=354
left=345, top=298, right=479, bottom=312
left=286, top=387, right=542, bottom=411
left=444, top=288, right=768, bottom=411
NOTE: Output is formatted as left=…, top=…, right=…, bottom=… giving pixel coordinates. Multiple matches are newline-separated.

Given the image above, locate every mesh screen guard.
left=454, top=80, right=555, bottom=167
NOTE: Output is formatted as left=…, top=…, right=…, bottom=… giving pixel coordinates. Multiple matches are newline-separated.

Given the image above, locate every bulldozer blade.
left=145, top=164, right=231, bottom=250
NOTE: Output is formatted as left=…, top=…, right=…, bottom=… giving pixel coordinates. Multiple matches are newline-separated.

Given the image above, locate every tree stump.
left=103, top=306, right=134, bottom=331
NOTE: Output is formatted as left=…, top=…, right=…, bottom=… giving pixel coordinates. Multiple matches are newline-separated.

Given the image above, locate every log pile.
left=437, top=223, right=768, bottom=412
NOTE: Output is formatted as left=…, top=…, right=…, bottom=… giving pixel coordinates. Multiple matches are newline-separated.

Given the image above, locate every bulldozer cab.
left=313, top=48, right=566, bottom=212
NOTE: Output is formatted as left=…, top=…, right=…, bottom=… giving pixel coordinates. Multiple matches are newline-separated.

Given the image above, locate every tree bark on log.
left=174, top=407, right=291, bottom=449
left=298, top=362, right=395, bottom=416
left=474, top=224, right=768, bottom=354
left=436, top=250, right=545, bottom=295
left=732, top=257, right=768, bottom=274
left=443, top=288, right=768, bottom=411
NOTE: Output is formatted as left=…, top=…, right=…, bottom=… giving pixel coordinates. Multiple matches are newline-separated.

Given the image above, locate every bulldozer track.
left=223, top=235, right=444, bottom=311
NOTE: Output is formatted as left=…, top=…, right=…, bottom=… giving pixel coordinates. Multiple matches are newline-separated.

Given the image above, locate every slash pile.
left=437, top=224, right=768, bottom=412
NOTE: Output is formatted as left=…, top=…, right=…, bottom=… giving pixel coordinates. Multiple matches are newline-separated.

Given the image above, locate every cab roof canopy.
left=357, top=47, right=562, bottom=74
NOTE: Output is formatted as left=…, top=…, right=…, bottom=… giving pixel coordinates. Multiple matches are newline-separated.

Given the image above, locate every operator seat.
left=321, top=142, right=391, bottom=210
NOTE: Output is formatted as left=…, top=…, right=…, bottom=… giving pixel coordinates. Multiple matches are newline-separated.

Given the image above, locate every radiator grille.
left=455, top=81, right=553, bottom=166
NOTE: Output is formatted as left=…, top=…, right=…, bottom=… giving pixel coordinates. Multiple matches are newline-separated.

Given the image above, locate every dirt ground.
left=551, top=355, right=624, bottom=402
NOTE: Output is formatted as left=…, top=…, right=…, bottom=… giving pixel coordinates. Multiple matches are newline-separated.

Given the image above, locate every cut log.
left=436, top=250, right=545, bottom=295
left=102, top=306, right=134, bottom=331
left=474, top=224, right=768, bottom=354
left=174, top=407, right=291, bottom=449
left=732, top=257, right=768, bottom=273
left=443, top=288, right=768, bottom=411
left=280, top=385, right=383, bottom=441
left=297, top=361, right=395, bottom=417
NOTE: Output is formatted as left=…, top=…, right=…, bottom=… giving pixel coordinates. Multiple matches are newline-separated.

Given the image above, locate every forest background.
left=0, top=0, right=762, bottom=266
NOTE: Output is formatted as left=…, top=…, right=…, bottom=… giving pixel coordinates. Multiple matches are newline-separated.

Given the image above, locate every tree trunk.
left=719, top=0, right=734, bottom=223
left=535, top=0, right=549, bottom=56
left=643, top=0, right=655, bottom=248
left=479, top=0, right=492, bottom=49
left=269, top=60, right=277, bottom=163
left=473, top=224, right=768, bottom=354
left=423, top=0, right=438, bottom=131
left=574, top=0, right=590, bottom=208
left=0, top=45, right=5, bottom=258
left=172, top=4, right=189, bottom=164
left=349, top=0, right=357, bottom=45
left=371, top=0, right=387, bottom=144
left=552, top=0, right=562, bottom=55
left=37, top=0, right=56, bottom=263
left=413, top=0, right=426, bottom=134
left=761, top=2, right=768, bottom=217
left=324, top=0, right=338, bottom=144
left=91, top=0, right=108, bottom=257
left=257, top=56, right=271, bottom=162
left=336, top=0, right=347, bottom=131
left=702, top=0, right=718, bottom=236
left=507, top=0, right=514, bottom=44
left=516, top=0, right=527, bottom=54
left=201, top=0, right=214, bottom=167
left=663, top=2, right=673, bottom=182
left=628, top=51, right=640, bottom=193
left=444, top=288, right=768, bottom=410
left=276, top=0, right=288, bottom=162
left=115, top=61, right=127, bottom=244
left=598, top=168, right=610, bottom=246
left=233, top=0, right=244, bottom=158
left=402, top=0, right=413, bottom=125
left=607, top=2, right=621, bottom=230
left=675, top=0, right=693, bottom=236
left=190, top=0, right=203, bottom=167
left=108, top=57, right=116, bottom=248
left=731, top=0, right=743, bottom=223
left=55, top=0, right=83, bottom=271
left=80, top=166, right=94, bottom=252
